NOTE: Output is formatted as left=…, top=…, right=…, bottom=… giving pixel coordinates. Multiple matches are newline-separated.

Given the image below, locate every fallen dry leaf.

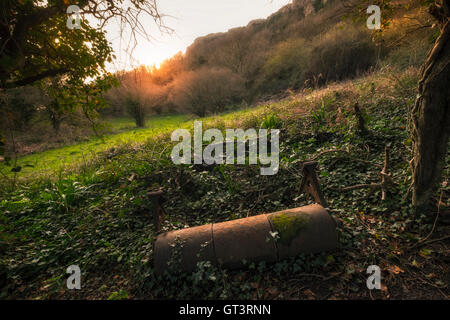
left=388, top=265, right=405, bottom=275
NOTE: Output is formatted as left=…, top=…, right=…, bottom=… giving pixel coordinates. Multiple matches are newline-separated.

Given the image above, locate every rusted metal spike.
left=300, top=161, right=328, bottom=208
left=147, top=189, right=166, bottom=232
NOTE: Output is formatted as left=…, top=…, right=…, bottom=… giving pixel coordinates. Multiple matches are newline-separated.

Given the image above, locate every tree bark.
left=411, top=2, right=450, bottom=213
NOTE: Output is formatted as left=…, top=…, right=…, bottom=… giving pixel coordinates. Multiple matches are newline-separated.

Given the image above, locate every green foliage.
left=0, top=0, right=123, bottom=159
left=310, top=95, right=336, bottom=133
left=1, top=11, right=113, bottom=88
left=40, top=74, right=119, bottom=134
left=261, top=112, right=283, bottom=130
left=108, top=290, right=129, bottom=300
left=7, top=95, right=36, bottom=130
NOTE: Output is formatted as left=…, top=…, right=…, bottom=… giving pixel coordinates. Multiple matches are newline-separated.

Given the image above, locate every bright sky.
left=106, top=0, right=292, bottom=71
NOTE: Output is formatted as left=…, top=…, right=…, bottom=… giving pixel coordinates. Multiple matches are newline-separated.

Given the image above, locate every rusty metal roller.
left=154, top=204, right=338, bottom=274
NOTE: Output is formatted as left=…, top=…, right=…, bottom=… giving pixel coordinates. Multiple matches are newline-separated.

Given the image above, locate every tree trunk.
left=411, top=5, right=450, bottom=213
left=47, top=104, right=62, bottom=134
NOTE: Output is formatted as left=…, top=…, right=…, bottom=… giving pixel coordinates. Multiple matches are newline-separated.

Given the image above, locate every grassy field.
left=1, top=104, right=279, bottom=180
left=1, top=67, right=448, bottom=300
left=0, top=114, right=190, bottom=179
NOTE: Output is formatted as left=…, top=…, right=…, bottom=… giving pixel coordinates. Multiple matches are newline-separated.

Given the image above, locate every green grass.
left=0, top=67, right=420, bottom=184
left=105, top=114, right=189, bottom=132
left=1, top=114, right=190, bottom=179
left=1, top=105, right=277, bottom=180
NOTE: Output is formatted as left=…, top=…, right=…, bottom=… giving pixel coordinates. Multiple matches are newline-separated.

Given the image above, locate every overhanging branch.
left=5, top=68, right=69, bottom=89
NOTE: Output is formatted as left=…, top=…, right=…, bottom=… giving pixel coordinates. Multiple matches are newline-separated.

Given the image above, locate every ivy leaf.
left=419, top=248, right=433, bottom=257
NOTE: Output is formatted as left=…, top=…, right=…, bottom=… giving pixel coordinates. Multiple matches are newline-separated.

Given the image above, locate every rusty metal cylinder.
left=154, top=204, right=338, bottom=274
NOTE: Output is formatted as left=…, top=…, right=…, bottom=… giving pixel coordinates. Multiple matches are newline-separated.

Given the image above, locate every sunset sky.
left=106, top=0, right=292, bottom=71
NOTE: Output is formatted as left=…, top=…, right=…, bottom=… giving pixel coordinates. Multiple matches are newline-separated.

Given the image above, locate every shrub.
left=1, top=86, right=42, bottom=130
left=169, top=67, right=245, bottom=117
left=9, top=95, right=36, bottom=130
left=125, top=95, right=146, bottom=128
left=307, top=24, right=377, bottom=84
left=385, top=37, right=432, bottom=69
left=259, top=38, right=311, bottom=93
left=106, top=67, right=175, bottom=118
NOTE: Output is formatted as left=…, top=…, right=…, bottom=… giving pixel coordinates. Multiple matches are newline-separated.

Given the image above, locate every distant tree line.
left=103, top=0, right=433, bottom=123
left=1, top=0, right=434, bottom=129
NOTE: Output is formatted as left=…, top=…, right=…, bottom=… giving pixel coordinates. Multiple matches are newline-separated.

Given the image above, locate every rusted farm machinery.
left=151, top=161, right=339, bottom=274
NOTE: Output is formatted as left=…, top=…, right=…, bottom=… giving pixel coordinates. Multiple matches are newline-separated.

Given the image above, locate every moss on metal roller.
left=269, top=212, right=310, bottom=246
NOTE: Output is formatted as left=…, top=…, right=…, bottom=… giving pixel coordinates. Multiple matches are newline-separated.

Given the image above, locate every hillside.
left=0, top=0, right=448, bottom=302
left=1, top=66, right=449, bottom=299
left=102, top=0, right=435, bottom=121
left=1, top=0, right=435, bottom=157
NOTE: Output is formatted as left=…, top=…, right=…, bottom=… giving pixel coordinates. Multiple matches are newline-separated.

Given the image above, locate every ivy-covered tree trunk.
left=411, top=1, right=450, bottom=212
